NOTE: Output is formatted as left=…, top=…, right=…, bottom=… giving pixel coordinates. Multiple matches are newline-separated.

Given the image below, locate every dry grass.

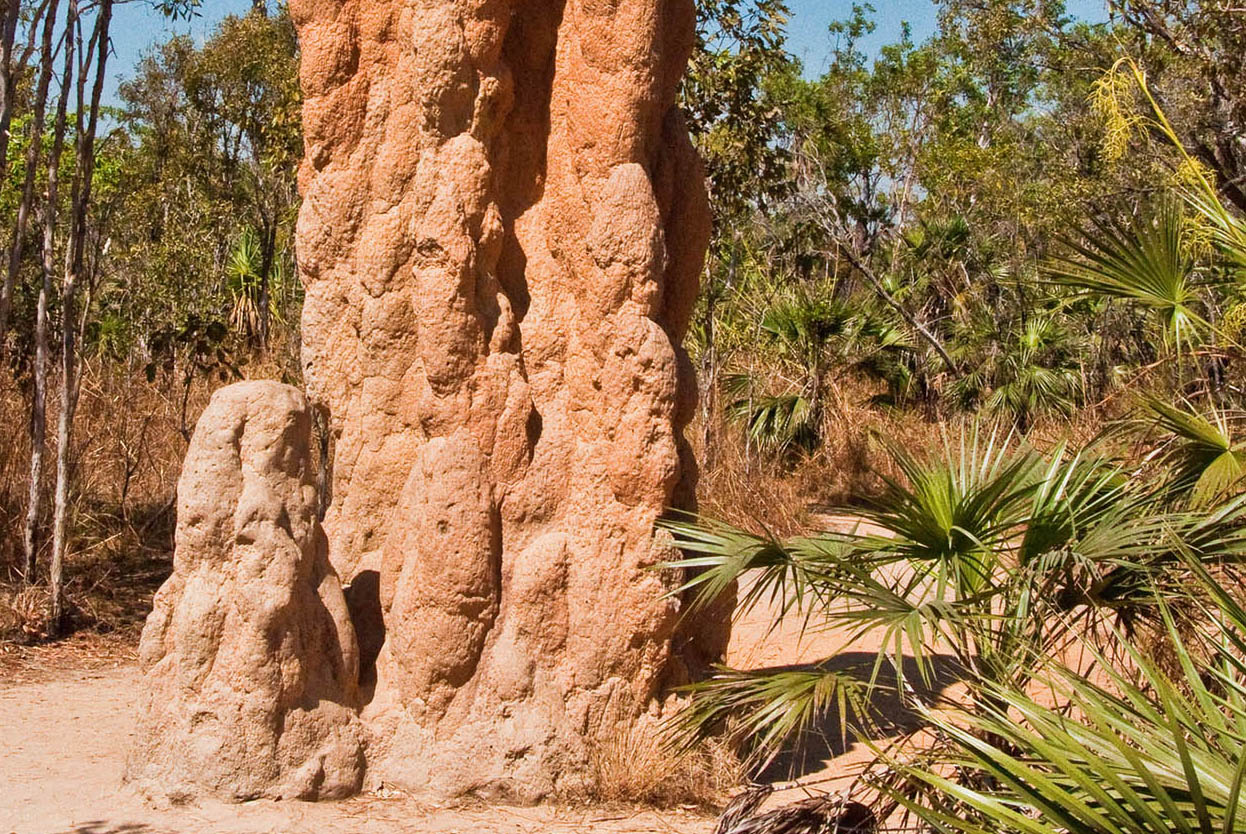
left=588, top=720, right=744, bottom=808
left=0, top=347, right=299, bottom=642
left=0, top=339, right=1132, bottom=650
left=693, top=372, right=1139, bottom=544
left=0, top=584, right=47, bottom=640
left=0, top=628, right=137, bottom=685
left=693, top=379, right=947, bottom=537
left=0, top=365, right=33, bottom=573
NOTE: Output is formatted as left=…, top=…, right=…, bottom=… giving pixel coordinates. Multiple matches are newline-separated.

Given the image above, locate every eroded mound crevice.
left=343, top=568, right=383, bottom=698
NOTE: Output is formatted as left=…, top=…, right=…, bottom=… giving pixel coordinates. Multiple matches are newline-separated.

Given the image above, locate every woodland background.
left=0, top=0, right=1242, bottom=644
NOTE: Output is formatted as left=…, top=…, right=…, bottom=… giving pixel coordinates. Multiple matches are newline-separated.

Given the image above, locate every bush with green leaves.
left=662, top=415, right=1246, bottom=780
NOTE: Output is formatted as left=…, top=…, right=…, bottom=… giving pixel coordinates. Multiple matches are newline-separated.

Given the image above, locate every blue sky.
left=107, top=0, right=254, bottom=102
left=107, top=0, right=1111, bottom=103
left=786, top=0, right=1110, bottom=74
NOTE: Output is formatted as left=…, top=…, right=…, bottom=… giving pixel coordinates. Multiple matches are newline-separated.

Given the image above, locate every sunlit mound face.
left=129, top=0, right=719, bottom=805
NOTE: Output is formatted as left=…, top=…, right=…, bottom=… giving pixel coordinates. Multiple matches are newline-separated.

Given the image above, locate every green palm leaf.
left=893, top=599, right=1246, bottom=834
left=856, top=426, right=1040, bottom=595
left=1048, top=202, right=1208, bottom=352
left=1146, top=398, right=1246, bottom=506
left=666, top=665, right=875, bottom=765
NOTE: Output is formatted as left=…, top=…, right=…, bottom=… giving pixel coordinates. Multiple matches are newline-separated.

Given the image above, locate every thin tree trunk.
left=23, top=219, right=49, bottom=582
left=0, top=0, right=59, bottom=344
left=25, top=0, right=72, bottom=585
left=0, top=0, right=23, bottom=179
left=836, top=244, right=962, bottom=379
left=258, top=217, right=274, bottom=350
left=699, top=290, right=717, bottom=470
left=49, top=0, right=110, bottom=636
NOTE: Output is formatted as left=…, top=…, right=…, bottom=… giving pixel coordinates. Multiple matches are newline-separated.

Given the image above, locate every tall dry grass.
left=693, top=373, right=1126, bottom=541
left=693, top=378, right=946, bottom=537
left=0, top=366, right=32, bottom=575
left=0, top=349, right=302, bottom=640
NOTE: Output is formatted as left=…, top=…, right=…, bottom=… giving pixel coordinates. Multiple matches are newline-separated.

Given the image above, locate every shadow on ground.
left=53, top=824, right=162, bottom=834
left=754, top=651, right=963, bottom=783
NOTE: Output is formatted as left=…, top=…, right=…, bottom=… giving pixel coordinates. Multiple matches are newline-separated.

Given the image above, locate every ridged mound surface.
left=130, top=0, right=721, bottom=802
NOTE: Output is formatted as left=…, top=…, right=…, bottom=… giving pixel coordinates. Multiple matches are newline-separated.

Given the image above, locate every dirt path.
left=0, top=659, right=716, bottom=834
left=1, top=515, right=914, bottom=834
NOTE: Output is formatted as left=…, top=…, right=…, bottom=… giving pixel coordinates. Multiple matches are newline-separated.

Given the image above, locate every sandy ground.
left=0, top=516, right=923, bottom=834
left=0, top=657, right=716, bottom=834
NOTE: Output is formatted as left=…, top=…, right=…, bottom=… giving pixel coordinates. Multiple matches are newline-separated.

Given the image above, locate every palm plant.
left=225, top=225, right=293, bottom=346
left=853, top=311, right=923, bottom=408
left=226, top=225, right=265, bottom=341
left=726, top=288, right=856, bottom=451
left=1047, top=201, right=1209, bottom=358
left=892, top=556, right=1246, bottom=834
left=1141, top=398, right=1246, bottom=507
left=725, top=374, right=818, bottom=452
left=950, top=313, right=1083, bottom=431
left=663, top=423, right=1246, bottom=768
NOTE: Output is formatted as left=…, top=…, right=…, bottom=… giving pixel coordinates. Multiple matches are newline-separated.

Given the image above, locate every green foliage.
left=686, top=0, right=1246, bottom=456
left=724, top=288, right=857, bottom=450
left=226, top=225, right=265, bottom=339
left=893, top=559, right=1246, bottom=834
left=726, top=381, right=816, bottom=452
left=1049, top=201, right=1210, bottom=354
left=1144, top=398, right=1246, bottom=506
left=950, top=312, right=1083, bottom=429
left=661, top=417, right=1246, bottom=767
left=671, top=665, right=873, bottom=761
left=151, top=0, right=203, bottom=21
left=26, top=3, right=301, bottom=373
left=683, top=0, right=794, bottom=230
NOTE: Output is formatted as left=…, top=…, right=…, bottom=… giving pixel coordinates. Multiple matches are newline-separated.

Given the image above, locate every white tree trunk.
left=24, top=0, right=72, bottom=585
left=50, top=0, right=111, bottom=635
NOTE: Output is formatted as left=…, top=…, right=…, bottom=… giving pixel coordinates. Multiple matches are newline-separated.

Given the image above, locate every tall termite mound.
left=128, top=0, right=720, bottom=803
left=293, top=0, right=716, bottom=798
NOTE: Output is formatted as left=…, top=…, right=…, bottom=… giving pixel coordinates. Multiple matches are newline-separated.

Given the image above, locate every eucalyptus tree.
left=23, top=0, right=71, bottom=591
left=103, top=2, right=300, bottom=358
left=15, top=0, right=62, bottom=581
left=7, top=0, right=199, bottom=622
left=47, top=0, right=116, bottom=635
left=0, top=0, right=60, bottom=346
left=681, top=0, right=795, bottom=465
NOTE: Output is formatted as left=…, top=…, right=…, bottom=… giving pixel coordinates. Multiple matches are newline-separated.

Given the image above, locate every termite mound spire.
left=131, top=0, right=721, bottom=802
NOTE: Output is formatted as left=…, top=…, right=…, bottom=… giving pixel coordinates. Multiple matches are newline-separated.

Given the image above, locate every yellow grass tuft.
left=588, top=720, right=744, bottom=808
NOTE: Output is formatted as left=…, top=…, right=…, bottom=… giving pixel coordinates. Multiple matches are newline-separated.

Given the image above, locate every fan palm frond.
left=856, top=426, right=1040, bottom=595
left=890, top=558, right=1246, bottom=834
left=1048, top=201, right=1207, bottom=352
left=727, top=389, right=818, bottom=452
left=668, top=665, right=876, bottom=764
left=1145, top=398, right=1246, bottom=506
